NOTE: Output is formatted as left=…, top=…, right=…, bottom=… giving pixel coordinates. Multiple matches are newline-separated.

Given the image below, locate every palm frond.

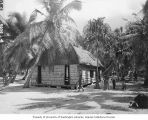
left=38, top=0, right=51, bottom=13
left=59, top=0, right=81, bottom=15
left=4, top=0, right=81, bottom=71
left=8, top=12, right=27, bottom=32
left=56, top=14, right=76, bottom=25
left=29, top=21, right=48, bottom=42
left=3, top=31, right=33, bottom=71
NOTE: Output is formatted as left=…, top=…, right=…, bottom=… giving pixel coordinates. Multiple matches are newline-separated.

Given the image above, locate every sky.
left=1, top=0, right=147, bottom=33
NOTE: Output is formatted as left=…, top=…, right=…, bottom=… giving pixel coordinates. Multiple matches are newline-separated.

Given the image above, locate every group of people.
left=102, top=69, right=138, bottom=90
left=102, top=71, right=126, bottom=90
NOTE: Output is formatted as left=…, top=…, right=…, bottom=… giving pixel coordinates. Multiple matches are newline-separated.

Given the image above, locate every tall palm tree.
left=120, top=0, right=148, bottom=87
left=83, top=17, right=112, bottom=89
left=4, top=0, right=82, bottom=88
left=83, top=18, right=133, bottom=89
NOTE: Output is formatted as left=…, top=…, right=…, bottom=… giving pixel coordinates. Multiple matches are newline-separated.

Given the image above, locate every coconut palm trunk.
left=144, top=63, right=148, bottom=87
left=22, top=69, right=29, bottom=80
left=95, top=38, right=101, bottom=89
left=23, top=18, right=52, bottom=88
left=23, top=50, right=42, bottom=88
left=95, top=57, right=100, bottom=89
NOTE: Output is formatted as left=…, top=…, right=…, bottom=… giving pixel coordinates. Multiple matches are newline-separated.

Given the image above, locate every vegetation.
left=3, top=0, right=82, bottom=88
left=1, top=0, right=148, bottom=89
left=120, top=0, right=148, bottom=87
left=82, top=17, right=113, bottom=88
left=0, top=12, right=28, bottom=84
left=1, top=0, right=148, bottom=115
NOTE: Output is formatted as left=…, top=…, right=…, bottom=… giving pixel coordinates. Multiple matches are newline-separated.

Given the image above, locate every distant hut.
left=31, top=46, right=103, bottom=89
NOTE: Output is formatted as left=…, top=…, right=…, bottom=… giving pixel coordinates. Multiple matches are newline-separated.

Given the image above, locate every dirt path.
left=0, top=80, right=148, bottom=114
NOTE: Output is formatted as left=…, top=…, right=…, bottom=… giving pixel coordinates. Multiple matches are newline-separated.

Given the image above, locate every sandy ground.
left=0, top=77, right=148, bottom=114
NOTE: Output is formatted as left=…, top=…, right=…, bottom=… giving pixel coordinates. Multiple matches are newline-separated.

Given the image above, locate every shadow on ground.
left=17, top=91, right=138, bottom=112
left=1, top=79, right=148, bottom=113
left=0, top=84, right=72, bottom=94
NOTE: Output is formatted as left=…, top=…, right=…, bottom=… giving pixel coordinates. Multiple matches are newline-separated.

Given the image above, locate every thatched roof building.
left=31, top=46, right=103, bottom=88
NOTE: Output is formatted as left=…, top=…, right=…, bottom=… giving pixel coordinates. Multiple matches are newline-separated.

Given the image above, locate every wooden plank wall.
left=31, top=65, right=79, bottom=86
left=81, top=69, right=96, bottom=85
left=31, top=65, right=96, bottom=86
left=41, top=65, right=65, bottom=86
left=41, top=67, right=51, bottom=85
left=70, top=64, right=79, bottom=85
left=82, top=70, right=91, bottom=84
left=31, top=68, right=37, bottom=85
left=31, top=65, right=64, bottom=86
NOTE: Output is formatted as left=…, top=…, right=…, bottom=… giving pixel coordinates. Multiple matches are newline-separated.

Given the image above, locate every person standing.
left=112, top=72, right=116, bottom=89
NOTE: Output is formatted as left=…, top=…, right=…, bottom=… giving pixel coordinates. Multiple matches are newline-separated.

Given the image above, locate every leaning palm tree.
left=4, top=0, right=82, bottom=88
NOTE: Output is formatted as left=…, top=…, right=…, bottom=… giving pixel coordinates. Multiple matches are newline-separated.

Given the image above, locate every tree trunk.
left=37, top=65, right=42, bottom=84
left=23, top=21, right=50, bottom=88
left=144, top=63, right=148, bottom=87
left=117, top=61, right=120, bottom=81
left=22, top=69, right=29, bottom=80
left=23, top=67, right=35, bottom=88
left=23, top=50, right=42, bottom=88
left=95, top=58, right=100, bottom=89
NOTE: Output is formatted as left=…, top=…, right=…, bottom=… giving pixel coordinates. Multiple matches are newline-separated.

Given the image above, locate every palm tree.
left=83, top=17, right=112, bottom=89
left=2, top=12, right=27, bottom=42
left=143, top=0, right=148, bottom=86
left=0, top=13, right=28, bottom=84
left=4, top=0, right=82, bottom=88
left=120, top=0, right=148, bottom=87
left=83, top=18, right=133, bottom=89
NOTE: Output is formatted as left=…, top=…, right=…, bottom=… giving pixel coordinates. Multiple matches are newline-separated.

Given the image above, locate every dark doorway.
left=64, top=65, right=70, bottom=85
left=37, top=65, right=42, bottom=84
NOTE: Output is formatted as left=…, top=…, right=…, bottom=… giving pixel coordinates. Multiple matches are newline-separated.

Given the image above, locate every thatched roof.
left=73, top=46, right=102, bottom=67
left=40, top=46, right=102, bottom=68
left=44, top=46, right=102, bottom=67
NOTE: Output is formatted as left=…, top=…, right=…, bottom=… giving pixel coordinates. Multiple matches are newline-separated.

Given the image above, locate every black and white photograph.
left=0, top=0, right=148, bottom=118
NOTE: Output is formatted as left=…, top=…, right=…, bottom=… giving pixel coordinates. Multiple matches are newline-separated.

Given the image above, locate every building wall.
left=31, top=64, right=96, bottom=87
left=31, top=67, right=38, bottom=85
left=47, top=65, right=65, bottom=86
left=31, top=64, right=79, bottom=86
left=70, top=65, right=79, bottom=85
left=81, top=69, right=96, bottom=85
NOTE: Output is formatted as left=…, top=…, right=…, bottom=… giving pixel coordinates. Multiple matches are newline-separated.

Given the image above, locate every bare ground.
left=0, top=77, right=148, bottom=114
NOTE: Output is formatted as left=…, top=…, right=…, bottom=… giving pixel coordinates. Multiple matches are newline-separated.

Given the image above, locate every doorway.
left=64, top=65, right=70, bottom=85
